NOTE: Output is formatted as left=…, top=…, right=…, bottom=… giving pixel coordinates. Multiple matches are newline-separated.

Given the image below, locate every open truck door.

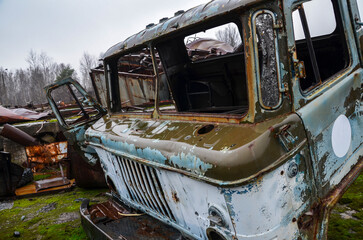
left=45, top=78, right=107, bottom=165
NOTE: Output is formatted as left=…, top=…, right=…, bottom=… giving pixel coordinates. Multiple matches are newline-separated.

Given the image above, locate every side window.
left=90, top=69, right=107, bottom=107
left=254, top=11, right=281, bottom=108
left=157, top=20, right=248, bottom=115
left=292, top=0, right=349, bottom=91
left=186, top=23, right=242, bottom=61
left=107, top=47, right=160, bottom=113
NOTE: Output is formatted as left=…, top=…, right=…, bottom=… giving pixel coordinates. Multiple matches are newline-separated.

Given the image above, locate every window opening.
left=297, top=6, right=321, bottom=86
left=186, top=23, right=242, bottom=61
left=293, top=0, right=336, bottom=40
left=292, top=0, right=349, bottom=91
left=50, top=83, right=100, bottom=127
left=157, top=21, right=248, bottom=115
left=254, top=11, right=280, bottom=108
left=107, top=47, right=161, bottom=113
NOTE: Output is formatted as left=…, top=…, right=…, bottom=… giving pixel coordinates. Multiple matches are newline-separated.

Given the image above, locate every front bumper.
left=80, top=198, right=184, bottom=240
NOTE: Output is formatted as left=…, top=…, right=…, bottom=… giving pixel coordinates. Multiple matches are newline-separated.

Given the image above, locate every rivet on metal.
left=287, top=162, right=298, bottom=178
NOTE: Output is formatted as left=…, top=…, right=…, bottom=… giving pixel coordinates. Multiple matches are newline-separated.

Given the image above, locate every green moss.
left=328, top=172, right=363, bottom=240
left=13, top=118, right=59, bottom=126
left=0, top=187, right=107, bottom=240
left=37, top=220, right=87, bottom=240
left=34, top=174, right=52, bottom=181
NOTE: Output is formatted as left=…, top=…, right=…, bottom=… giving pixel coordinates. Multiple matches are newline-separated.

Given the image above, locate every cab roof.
left=103, top=0, right=265, bottom=60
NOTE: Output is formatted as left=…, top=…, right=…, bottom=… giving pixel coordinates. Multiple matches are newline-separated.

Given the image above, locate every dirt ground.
left=0, top=172, right=362, bottom=240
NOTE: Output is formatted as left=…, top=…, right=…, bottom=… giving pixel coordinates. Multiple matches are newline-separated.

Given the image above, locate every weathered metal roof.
left=103, top=0, right=264, bottom=60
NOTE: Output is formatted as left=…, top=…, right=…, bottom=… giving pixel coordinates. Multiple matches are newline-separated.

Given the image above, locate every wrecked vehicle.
left=45, top=0, right=363, bottom=239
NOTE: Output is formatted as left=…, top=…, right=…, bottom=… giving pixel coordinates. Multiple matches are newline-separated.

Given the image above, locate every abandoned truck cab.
left=45, top=0, right=362, bottom=239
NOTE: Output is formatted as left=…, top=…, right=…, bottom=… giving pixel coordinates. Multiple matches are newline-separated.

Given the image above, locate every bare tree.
left=0, top=68, right=9, bottom=106
left=39, top=52, right=55, bottom=85
left=215, top=24, right=241, bottom=48
left=26, top=49, right=39, bottom=70
left=79, top=52, right=98, bottom=92
left=1, top=50, right=85, bottom=107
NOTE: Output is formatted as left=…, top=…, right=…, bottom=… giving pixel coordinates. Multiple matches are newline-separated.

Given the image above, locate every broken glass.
left=256, top=13, right=280, bottom=108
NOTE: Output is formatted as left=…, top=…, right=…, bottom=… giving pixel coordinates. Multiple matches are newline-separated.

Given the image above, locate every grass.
left=0, top=187, right=108, bottom=240
left=33, top=174, right=52, bottom=181
left=328, top=173, right=363, bottom=240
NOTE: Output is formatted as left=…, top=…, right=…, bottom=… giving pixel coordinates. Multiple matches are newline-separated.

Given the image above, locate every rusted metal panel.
left=80, top=199, right=184, bottom=240
left=90, top=69, right=108, bottom=107
left=68, top=144, right=107, bottom=188
left=14, top=179, right=75, bottom=198
left=0, top=106, right=49, bottom=124
left=35, top=177, right=70, bottom=191
left=25, top=141, right=67, bottom=167
left=119, top=74, right=156, bottom=107
left=86, top=114, right=307, bottom=185
left=103, top=0, right=265, bottom=59
left=297, top=157, right=363, bottom=240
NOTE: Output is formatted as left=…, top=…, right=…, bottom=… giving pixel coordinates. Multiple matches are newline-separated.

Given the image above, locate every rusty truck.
left=45, top=0, right=363, bottom=239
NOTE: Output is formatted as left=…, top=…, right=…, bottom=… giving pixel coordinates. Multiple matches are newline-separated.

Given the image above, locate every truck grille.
left=115, top=156, right=175, bottom=221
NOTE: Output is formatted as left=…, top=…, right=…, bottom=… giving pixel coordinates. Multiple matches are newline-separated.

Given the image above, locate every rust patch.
left=298, top=98, right=307, bottom=108
left=343, top=84, right=360, bottom=116
left=89, top=200, right=132, bottom=223
left=298, top=157, right=363, bottom=239
left=171, top=191, right=179, bottom=203
left=25, top=141, right=68, bottom=171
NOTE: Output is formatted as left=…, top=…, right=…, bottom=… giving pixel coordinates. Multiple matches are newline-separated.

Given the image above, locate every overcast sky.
left=0, top=0, right=208, bottom=71
left=0, top=0, right=362, bottom=72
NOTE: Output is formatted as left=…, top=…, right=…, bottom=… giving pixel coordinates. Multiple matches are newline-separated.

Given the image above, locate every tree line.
left=0, top=50, right=99, bottom=107
left=0, top=24, right=238, bottom=108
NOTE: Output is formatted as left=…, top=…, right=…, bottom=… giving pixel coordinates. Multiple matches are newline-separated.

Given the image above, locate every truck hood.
left=85, top=113, right=307, bottom=186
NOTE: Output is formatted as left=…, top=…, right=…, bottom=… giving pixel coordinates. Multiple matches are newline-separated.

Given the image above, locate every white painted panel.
left=157, top=169, right=235, bottom=240
left=331, top=114, right=352, bottom=158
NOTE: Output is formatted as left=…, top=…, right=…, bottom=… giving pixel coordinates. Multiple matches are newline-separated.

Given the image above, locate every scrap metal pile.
left=0, top=103, right=106, bottom=199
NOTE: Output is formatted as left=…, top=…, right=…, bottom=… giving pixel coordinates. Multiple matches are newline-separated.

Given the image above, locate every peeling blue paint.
left=170, top=152, right=213, bottom=174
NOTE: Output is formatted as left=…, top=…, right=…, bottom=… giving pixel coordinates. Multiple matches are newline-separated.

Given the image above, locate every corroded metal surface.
left=25, top=141, right=67, bottom=166
left=81, top=199, right=183, bottom=240
left=14, top=179, right=75, bottom=198
left=90, top=69, right=108, bottom=107
left=68, top=145, right=107, bottom=188
left=45, top=0, right=363, bottom=239
left=103, top=0, right=264, bottom=59
left=35, top=177, right=70, bottom=191
left=118, top=73, right=156, bottom=108
left=0, top=106, right=49, bottom=124
left=86, top=113, right=307, bottom=185
left=298, top=158, right=363, bottom=240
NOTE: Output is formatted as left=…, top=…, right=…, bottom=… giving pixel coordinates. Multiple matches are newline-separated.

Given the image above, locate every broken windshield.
left=156, top=20, right=248, bottom=115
